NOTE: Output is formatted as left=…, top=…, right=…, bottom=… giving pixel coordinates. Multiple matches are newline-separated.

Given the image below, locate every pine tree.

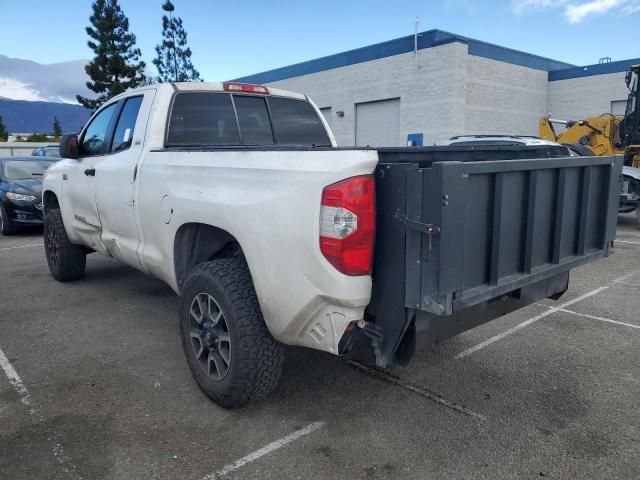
left=77, top=0, right=147, bottom=110
left=153, top=1, right=201, bottom=82
left=52, top=116, right=62, bottom=138
left=0, top=116, right=7, bottom=142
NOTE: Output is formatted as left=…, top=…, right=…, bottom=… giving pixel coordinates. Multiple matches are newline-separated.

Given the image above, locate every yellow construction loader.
left=539, top=114, right=624, bottom=157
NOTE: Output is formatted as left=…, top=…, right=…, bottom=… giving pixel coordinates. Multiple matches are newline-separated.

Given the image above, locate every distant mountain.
left=0, top=55, right=91, bottom=103
left=0, top=97, right=91, bottom=134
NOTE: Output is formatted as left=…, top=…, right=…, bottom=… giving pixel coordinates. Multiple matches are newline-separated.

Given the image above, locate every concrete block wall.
left=264, top=42, right=630, bottom=145
left=464, top=55, right=549, bottom=136
left=546, top=72, right=629, bottom=120
left=266, top=42, right=469, bottom=145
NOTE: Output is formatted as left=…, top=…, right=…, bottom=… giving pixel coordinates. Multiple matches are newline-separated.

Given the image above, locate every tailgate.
left=371, top=155, right=622, bottom=365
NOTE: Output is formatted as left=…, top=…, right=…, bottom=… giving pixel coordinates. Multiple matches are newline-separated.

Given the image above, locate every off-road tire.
left=44, top=208, right=86, bottom=282
left=179, top=257, right=284, bottom=409
left=0, top=204, right=16, bottom=235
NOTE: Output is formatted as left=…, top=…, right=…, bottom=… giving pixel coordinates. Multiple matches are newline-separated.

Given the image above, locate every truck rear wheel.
left=179, top=257, right=284, bottom=408
left=44, top=209, right=86, bottom=282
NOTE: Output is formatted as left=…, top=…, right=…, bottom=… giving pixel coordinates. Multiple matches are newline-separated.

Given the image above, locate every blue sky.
left=0, top=0, right=639, bottom=81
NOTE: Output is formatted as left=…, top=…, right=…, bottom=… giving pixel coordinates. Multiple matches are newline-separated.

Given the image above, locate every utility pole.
left=414, top=16, right=420, bottom=72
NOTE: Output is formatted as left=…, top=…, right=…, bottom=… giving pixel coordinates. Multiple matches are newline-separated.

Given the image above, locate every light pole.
left=414, top=16, right=421, bottom=72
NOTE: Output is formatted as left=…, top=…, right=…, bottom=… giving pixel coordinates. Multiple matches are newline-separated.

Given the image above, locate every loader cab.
left=623, top=66, right=640, bottom=150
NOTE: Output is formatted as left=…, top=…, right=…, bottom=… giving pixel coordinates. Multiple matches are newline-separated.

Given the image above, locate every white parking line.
left=0, top=243, right=44, bottom=252
left=0, top=347, right=32, bottom=406
left=555, top=308, right=640, bottom=331
left=616, top=239, right=640, bottom=245
left=455, top=270, right=640, bottom=360
left=455, top=287, right=607, bottom=360
left=0, top=345, right=82, bottom=479
left=202, top=422, right=325, bottom=480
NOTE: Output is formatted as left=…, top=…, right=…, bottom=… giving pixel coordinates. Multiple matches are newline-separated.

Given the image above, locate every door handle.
left=84, top=168, right=96, bottom=177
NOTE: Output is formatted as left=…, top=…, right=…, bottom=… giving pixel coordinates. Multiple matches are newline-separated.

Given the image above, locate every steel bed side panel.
left=415, top=155, right=622, bottom=314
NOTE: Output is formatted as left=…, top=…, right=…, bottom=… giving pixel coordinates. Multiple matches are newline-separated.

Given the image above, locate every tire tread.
left=180, top=257, right=284, bottom=408
left=44, top=209, right=86, bottom=282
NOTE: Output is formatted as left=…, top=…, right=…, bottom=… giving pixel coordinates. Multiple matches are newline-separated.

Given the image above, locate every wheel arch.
left=173, top=223, right=242, bottom=292
left=43, top=190, right=60, bottom=211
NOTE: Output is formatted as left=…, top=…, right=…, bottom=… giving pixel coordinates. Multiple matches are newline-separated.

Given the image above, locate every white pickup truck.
left=44, top=82, right=622, bottom=408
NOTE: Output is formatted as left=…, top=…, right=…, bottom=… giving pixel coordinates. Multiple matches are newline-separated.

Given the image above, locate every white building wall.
left=546, top=72, right=629, bottom=120
left=266, top=42, right=468, bottom=145
left=263, top=43, right=628, bottom=145
left=464, top=55, right=549, bottom=136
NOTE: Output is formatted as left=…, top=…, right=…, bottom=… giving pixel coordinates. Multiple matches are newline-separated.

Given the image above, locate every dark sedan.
left=0, top=157, right=58, bottom=235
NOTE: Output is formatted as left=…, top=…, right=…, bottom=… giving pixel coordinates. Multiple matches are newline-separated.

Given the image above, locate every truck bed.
left=369, top=145, right=622, bottom=367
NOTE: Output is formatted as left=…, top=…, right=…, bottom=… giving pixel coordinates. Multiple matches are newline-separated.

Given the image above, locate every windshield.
left=3, top=160, right=56, bottom=180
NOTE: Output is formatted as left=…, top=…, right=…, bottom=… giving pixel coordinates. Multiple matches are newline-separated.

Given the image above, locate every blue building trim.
left=234, top=29, right=574, bottom=84
left=549, top=58, right=640, bottom=81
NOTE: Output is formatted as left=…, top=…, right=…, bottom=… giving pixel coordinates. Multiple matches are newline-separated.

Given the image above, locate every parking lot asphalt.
left=1, top=215, right=640, bottom=480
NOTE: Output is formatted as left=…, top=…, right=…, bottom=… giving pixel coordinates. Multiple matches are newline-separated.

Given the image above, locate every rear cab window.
left=268, top=97, right=331, bottom=146
left=167, top=92, right=240, bottom=146
left=166, top=92, right=331, bottom=147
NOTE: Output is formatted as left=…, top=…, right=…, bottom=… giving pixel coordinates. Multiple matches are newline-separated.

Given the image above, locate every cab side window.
left=79, top=103, right=118, bottom=156
left=111, top=96, right=143, bottom=153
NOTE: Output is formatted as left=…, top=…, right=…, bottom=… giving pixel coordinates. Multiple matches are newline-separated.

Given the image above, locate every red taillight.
left=320, top=175, right=375, bottom=276
left=223, top=82, right=269, bottom=94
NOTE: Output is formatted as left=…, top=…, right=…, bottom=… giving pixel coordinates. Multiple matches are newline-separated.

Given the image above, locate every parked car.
left=435, top=134, right=578, bottom=153
left=32, top=145, right=61, bottom=158
left=0, top=157, right=57, bottom=235
left=42, top=82, right=622, bottom=408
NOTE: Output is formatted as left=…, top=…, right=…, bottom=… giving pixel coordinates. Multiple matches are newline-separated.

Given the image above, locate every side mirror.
left=59, top=133, right=79, bottom=159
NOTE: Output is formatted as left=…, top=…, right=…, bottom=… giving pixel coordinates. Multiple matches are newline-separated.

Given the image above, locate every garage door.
left=611, top=100, right=627, bottom=116
left=355, top=98, right=400, bottom=147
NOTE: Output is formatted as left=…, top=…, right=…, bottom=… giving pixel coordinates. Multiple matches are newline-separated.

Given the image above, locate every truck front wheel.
left=179, top=257, right=284, bottom=408
left=44, top=209, right=86, bottom=282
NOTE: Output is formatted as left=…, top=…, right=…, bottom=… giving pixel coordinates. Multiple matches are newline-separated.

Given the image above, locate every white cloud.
left=0, top=55, right=91, bottom=104
left=0, top=78, right=48, bottom=102
left=512, top=0, right=563, bottom=14
left=511, top=0, right=640, bottom=22
left=565, top=0, right=622, bottom=23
